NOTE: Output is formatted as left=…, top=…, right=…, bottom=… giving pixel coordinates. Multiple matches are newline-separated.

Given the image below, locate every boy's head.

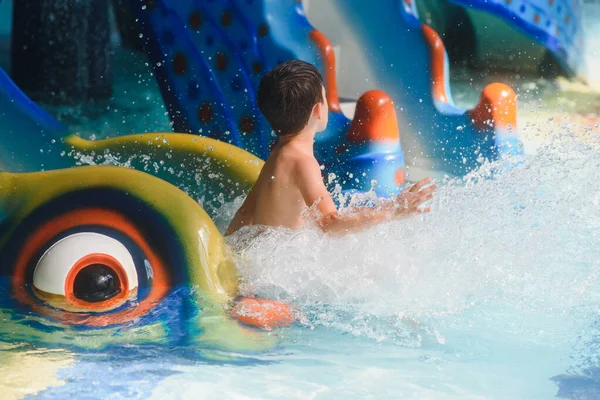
left=258, top=60, right=328, bottom=137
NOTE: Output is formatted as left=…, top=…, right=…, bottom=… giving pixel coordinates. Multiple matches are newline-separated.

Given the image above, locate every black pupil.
left=73, top=264, right=121, bottom=303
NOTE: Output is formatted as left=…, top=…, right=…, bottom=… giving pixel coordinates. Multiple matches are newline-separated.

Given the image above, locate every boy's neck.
left=279, top=127, right=315, bottom=152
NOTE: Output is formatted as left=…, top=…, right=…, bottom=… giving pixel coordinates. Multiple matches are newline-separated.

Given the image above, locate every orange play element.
left=64, top=253, right=130, bottom=310
left=12, top=208, right=171, bottom=326
left=347, top=90, right=400, bottom=143
left=308, top=29, right=341, bottom=113
left=420, top=23, right=517, bottom=132
left=394, top=168, right=405, bottom=186
left=468, top=83, right=517, bottom=131
left=421, top=24, right=451, bottom=106
left=231, top=297, right=295, bottom=330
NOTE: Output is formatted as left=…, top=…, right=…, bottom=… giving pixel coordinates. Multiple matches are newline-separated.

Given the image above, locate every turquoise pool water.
left=2, top=1, right=600, bottom=399
left=4, top=132, right=600, bottom=398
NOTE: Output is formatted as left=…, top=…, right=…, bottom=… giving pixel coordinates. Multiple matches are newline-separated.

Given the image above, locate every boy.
left=226, top=60, right=436, bottom=236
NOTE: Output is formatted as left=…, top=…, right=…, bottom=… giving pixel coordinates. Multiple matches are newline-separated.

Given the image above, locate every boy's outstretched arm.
left=225, top=186, right=258, bottom=236
left=296, top=159, right=436, bottom=234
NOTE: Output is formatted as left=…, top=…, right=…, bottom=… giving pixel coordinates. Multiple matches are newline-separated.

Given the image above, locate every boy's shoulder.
left=270, top=143, right=317, bottom=165
left=264, top=145, right=320, bottom=185
left=282, top=149, right=321, bottom=182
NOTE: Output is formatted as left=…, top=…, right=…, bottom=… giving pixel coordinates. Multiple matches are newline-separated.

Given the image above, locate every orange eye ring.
left=12, top=208, right=171, bottom=326
left=64, top=253, right=129, bottom=309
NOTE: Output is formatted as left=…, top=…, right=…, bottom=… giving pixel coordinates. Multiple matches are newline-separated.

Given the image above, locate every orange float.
left=231, top=297, right=296, bottom=330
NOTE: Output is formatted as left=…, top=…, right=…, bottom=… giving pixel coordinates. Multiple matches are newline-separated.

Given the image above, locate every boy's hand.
left=393, top=177, right=437, bottom=216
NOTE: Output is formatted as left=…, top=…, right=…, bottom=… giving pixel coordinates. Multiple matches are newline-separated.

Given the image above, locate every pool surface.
left=4, top=131, right=600, bottom=399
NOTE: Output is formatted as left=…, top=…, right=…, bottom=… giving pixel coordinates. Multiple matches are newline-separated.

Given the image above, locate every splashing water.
left=228, top=131, right=600, bottom=348
left=5, top=124, right=600, bottom=400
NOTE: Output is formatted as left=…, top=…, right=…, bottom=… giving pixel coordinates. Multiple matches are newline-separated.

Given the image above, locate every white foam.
left=228, top=130, right=600, bottom=344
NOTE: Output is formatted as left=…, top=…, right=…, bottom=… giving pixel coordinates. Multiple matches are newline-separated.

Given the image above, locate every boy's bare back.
left=226, top=137, right=338, bottom=233
left=252, top=142, right=314, bottom=229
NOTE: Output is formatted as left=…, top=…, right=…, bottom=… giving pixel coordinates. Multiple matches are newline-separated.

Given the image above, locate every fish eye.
left=32, top=232, right=139, bottom=312
left=8, top=206, right=174, bottom=326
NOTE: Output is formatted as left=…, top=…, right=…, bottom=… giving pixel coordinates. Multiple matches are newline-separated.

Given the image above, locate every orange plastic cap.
left=348, top=90, right=400, bottom=143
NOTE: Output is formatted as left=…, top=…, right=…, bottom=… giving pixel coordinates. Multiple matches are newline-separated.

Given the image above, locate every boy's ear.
left=312, top=101, right=323, bottom=119
left=311, top=102, right=320, bottom=118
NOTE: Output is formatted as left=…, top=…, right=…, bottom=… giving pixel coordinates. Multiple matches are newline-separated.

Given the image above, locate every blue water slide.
left=305, top=0, right=522, bottom=177
left=443, top=0, right=584, bottom=76
left=0, top=67, right=70, bottom=172
left=125, top=0, right=406, bottom=195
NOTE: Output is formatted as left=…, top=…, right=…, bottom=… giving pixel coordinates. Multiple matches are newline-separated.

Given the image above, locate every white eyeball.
left=33, top=232, right=138, bottom=302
